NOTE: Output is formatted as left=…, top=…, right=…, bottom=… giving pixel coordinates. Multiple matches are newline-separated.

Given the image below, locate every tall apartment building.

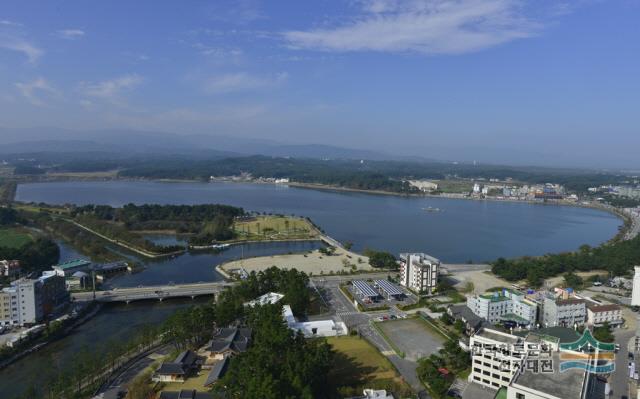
left=542, top=293, right=586, bottom=328
left=398, top=253, right=439, bottom=294
left=14, top=278, right=43, bottom=325
left=467, top=289, right=537, bottom=327
left=0, top=273, right=68, bottom=326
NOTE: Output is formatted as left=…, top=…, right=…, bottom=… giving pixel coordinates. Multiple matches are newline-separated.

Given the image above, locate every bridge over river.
left=71, top=282, right=235, bottom=303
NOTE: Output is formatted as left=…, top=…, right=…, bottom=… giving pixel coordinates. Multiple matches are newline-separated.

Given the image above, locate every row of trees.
left=492, top=235, right=640, bottom=286
left=71, top=203, right=244, bottom=225
left=416, top=338, right=470, bottom=398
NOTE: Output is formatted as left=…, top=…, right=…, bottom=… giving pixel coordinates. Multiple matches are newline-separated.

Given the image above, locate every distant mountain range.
left=0, top=127, right=396, bottom=161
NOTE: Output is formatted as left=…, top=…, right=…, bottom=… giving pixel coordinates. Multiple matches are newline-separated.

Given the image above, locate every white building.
left=469, top=328, right=525, bottom=390
left=244, top=292, right=284, bottom=307
left=586, top=304, right=623, bottom=327
left=282, top=305, right=346, bottom=338
left=632, top=266, right=640, bottom=307
left=467, top=289, right=537, bottom=327
left=398, top=253, right=439, bottom=294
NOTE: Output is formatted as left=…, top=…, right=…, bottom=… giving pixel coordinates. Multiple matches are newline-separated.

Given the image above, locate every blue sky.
left=1, top=0, right=639, bottom=166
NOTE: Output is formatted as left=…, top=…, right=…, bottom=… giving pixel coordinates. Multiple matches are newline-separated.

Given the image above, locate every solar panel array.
left=352, top=280, right=378, bottom=298
left=375, top=279, right=403, bottom=296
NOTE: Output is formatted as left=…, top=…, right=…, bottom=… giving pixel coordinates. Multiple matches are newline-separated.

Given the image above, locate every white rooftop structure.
left=632, top=266, right=640, bottom=307
left=282, top=305, right=347, bottom=338
left=244, top=292, right=285, bottom=307
left=363, top=389, right=394, bottom=399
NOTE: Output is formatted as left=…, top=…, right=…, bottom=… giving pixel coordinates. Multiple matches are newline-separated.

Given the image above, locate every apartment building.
left=467, top=289, right=537, bottom=327
left=0, top=273, right=68, bottom=326
left=542, top=294, right=586, bottom=327
left=0, top=260, right=20, bottom=279
left=398, top=253, right=439, bottom=294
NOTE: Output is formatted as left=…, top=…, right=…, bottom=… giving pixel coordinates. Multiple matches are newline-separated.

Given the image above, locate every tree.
left=593, top=322, right=614, bottom=343
left=364, top=249, right=397, bottom=269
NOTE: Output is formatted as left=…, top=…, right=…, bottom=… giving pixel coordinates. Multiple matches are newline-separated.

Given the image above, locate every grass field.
left=0, top=228, right=32, bottom=249
left=233, top=216, right=318, bottom=241
left=434, top=180, right=474, bottom=194
left=327, top=336, right=401, bottom=389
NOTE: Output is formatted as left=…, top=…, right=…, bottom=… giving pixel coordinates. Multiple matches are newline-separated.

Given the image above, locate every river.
left=17, top=180, right=622, bottom=263
left=3, top=180, right=622, bottom=397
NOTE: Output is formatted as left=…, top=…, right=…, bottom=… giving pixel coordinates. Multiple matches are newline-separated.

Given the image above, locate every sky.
left=1, top=0, right=639, bottom=167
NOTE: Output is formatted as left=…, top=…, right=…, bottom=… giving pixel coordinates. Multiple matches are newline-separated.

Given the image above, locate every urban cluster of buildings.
left=468, top=327, right=605, bottom=399
left=588, top=183, right=640, bottom=199
left=472, top=182, right=567, bottom=201
left=461, top=286, right=623, bottom=332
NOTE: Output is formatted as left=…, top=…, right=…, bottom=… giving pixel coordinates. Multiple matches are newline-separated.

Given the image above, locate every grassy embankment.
left=231, top=215, right=319, bottom=242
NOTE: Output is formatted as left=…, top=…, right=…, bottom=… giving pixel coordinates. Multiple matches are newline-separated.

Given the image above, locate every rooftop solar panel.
left=352, top=280, right=378, bottom=297
left=375, top=280, right=403, bottom=296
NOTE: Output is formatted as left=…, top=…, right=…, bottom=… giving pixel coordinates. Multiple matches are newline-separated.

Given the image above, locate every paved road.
left=72, top=282, right=233, bottom=302
left=610, top=325, right=636, bottom=399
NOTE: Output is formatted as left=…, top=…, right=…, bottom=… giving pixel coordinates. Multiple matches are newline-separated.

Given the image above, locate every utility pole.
left=92, top=269, right=96, bottom=301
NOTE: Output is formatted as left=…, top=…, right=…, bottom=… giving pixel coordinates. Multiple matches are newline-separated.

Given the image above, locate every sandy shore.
left=219, top=245, right=374, bottom=276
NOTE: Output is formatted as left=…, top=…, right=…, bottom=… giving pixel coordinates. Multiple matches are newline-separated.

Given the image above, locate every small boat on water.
left=211, top=243, right=231, bottom=250
left=422, top=206, right=442, bottom=212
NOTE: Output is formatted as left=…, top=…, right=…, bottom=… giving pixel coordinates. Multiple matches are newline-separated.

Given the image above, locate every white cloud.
left=0, top=36, right=43, bottom=63
left=204, top=72, right=288, bottom=94
left=284, top=0, right=538, bottom=55
left=79, top=74, right=143, bottom=102
left=15, top=77, right=58, bottom=106
left=0, top=20, right=23, bottom=27
left=56, top=29, right=85, bottom=40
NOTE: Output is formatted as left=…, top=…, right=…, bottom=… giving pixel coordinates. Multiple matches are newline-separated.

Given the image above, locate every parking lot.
left=377, top=318, right=445, bottom=361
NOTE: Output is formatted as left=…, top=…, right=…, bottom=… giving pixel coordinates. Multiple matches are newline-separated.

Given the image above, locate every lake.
left=17, top=180, right=622, bottom=263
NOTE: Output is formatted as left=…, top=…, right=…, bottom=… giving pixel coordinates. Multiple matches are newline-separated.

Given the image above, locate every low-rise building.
left=159, top=390, right=213, bottom=399
left=586, top=303, right=623, bottom=327
left=447, top=304, right=488, bottom=334
left=283, top=304, right=347, bottom=338
left=0, top=260, right=20, bottom=279
left=467, top=289, right=537, bottom=327
left=542, top=293, right=586, bottom=328
left=399, top=253, right=439, bottom=294
left=52, top=259, right=92, bottom=277
left=203, top=327, right=252, bottom=361
left=153, top=350, right=199, bottom=383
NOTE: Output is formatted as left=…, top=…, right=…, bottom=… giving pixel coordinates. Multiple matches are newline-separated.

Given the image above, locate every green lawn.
left=327, top=336, right=406, bottom=390
left=233, top=216, right=318, bottom=241
left=0, top=228, right=32, bottom=249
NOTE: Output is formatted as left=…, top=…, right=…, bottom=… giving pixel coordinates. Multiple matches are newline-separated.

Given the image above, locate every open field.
left=447, top=269, right=512, bottom=294
left=233, top=215, right=318, bottom=241
left=544, top=270, right=608, bottom=288
left=377, top=318, right=445, bottom=361
left=0, top=228, right=32, bottom=248
left=433, top=180, right=474, bottom=194
left=220, top=245, right=374, bottom=276
left=160, top=369, right=210, bottom=392
left=327, top=336, right=409, bottom=395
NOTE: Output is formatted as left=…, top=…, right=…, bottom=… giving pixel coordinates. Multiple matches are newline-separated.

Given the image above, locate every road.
left=311, top=276, right=429, bottom=397
left=72, top=282, right=233, bottom=303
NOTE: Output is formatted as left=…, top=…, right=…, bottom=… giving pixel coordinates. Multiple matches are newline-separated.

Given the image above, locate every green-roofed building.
left=467, top=288, right=538, bottom=327
left=52, top=259, right=93, bottom=277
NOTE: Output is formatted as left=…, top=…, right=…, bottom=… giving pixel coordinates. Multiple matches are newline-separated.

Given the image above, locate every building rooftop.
left=587, top=304, right=620, bottom=312
left=534, top=327, right=581, bottom=344
left=512, top=354, right=586, bottom=399
left=208, top=327, right=252, bottom=354
left=159, top=390, right=213, bottom=399
left=205, top=356, right=229, bottom=387
left=53, top=259, right=92, bottom=270
left=474, top=328, right=521, bottom=345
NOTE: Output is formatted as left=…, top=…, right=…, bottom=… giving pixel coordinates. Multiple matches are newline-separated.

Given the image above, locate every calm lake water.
left=17, top=180, right=622, bottom=263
